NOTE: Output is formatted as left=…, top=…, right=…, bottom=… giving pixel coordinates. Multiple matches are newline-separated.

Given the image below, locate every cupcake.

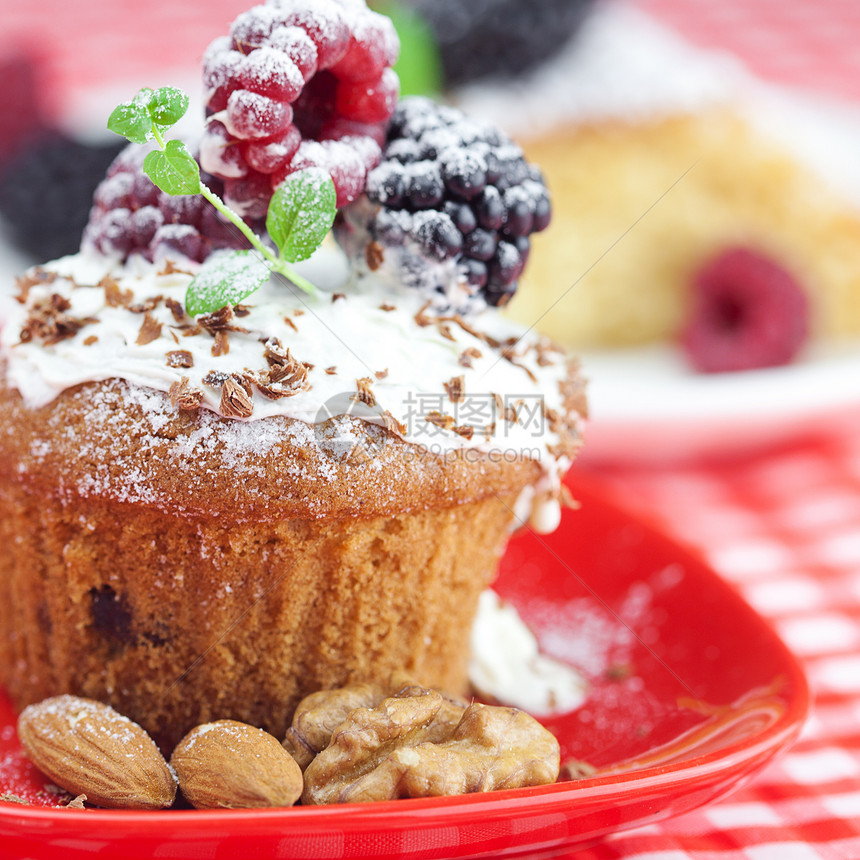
left=0, top=0, right=585, bottom=749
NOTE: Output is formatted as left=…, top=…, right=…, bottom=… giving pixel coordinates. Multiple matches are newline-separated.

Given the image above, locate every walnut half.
left=296, top=680, right=560, bottom=804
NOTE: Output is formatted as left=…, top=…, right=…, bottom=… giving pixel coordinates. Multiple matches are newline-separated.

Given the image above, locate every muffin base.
left=0, top=481, right=517, bottom=750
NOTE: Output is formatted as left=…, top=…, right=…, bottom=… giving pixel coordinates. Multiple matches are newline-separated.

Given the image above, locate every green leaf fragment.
left=148, top=86, right=190, bottom=129
left=267, top=168, right=337, bottom=264
left=186, top=251, right=271, bottom=317
left=143, top=140, right=202, bottom=196
left=107, top=88, right=157, bottom=144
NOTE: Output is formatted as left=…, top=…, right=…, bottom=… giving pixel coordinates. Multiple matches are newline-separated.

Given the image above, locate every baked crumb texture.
left=0, top=376, right=540, bottom=748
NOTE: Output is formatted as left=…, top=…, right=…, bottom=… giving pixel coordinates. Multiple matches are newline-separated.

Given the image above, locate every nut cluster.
left=15, top=680, right=561, bottom=810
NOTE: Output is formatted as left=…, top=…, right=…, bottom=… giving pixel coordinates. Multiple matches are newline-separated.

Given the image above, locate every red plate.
left=0, top=471, right=808, bottom=859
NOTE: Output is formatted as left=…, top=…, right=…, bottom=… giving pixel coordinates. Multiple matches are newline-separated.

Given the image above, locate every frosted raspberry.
left=335, top=67, right=399, bottom=124
left=225, top=90, right=293, bottom=140
left=244, top=126, right=302, bottom=173
left=200, top=119, right=249, bottom=179
left=200, top=0, right=399, bottom=217
left=268, top=26, right=319, bottom=82
left=240, top=47, right=304, bottom=102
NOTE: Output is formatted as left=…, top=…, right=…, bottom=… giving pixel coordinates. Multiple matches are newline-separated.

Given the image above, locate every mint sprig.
left=267, top=168, right=337, bottom=263
left=143, top=140, right=202, bottom=197
left=108, top=86, right=335, bottom=315
left=185, top=251, right=270, bottom=318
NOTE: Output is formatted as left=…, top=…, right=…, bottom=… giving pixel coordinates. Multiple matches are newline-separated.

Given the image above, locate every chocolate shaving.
left=353, top=376, right=376, bottom=407
left=437, top=322, right=456, bottom=342
left=169, top=377, right=203, bottom=411
left=375, top=369, right=389, bottom=380
left=534, top=337, right=564, bottom=367
left=435, top=313, right=501, bottom=349
left=500, top=346, right=537, bottom=383
left=211, top=330, right=230, bottom=356
left=1, top=793, right=30, bottom=805
left=458, top=347, right=483, bottom=368
left=158, top=259, right=193, bottom=276
left=252, top=337, right=310, bottom=398
left=332, top=292, right=346, bottom=303
left=294, top=309, right=305, bottom=317
left=283, top=316, right=298, bottom=333
left=83, top=335, right=98, bottom=346
left=382, top=410, right=407, bottom=437
left=203, top=370, right=231, bottom=387
left=324, top=366, right=338, bottom=375
left=220, top=376, right=254, bottom=418
left=444, top=375, right=465, bottom=404
left=164, top=297, right=186, bottom=323
left=366, top=240, right=385, bottom=271
left=559, top=360, right=589, bottom=420
left=128, top=295, right=163, bottom=314
left=560, top=484, right=579, bottom=510
left=15, top=268, right=57, bottom=304
left=453, top=424, right=475, bottom=440
left=233, top=304, right=251, bottom=317
left=166, top=350, right=194, bottom=368
left=19, top=293, right=96, bottom=346
left=379, top=302, right=396, bottom=312
left=100, top=275, right=132, bottom=308
left=198, top=306, right=248, bottom=335
left=414, top=301, right=433, bottom=327
left=136, top=312, right=162, bottom=346
left=426, top=411, right=456, bottom=431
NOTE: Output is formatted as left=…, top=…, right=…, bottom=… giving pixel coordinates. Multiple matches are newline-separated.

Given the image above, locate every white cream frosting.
left=1, top=244, right=583, bottom=530
left=469, top=589, right=588, bottom=716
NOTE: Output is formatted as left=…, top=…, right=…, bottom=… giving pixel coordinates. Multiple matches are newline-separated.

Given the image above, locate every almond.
left=170, top=720, right=303, bottom=809
left=17, top=695, right=177, bottom=810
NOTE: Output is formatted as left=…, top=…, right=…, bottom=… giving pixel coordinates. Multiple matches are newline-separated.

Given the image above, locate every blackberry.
left=0, top=134, right=125, bottom=261
left=397, top=0, right=595, bottom=87
left=199, top=0, right=399, bottom=215
left=336, top=96, right=551, bottom=310
left=82, top=144, right=251, bottom=264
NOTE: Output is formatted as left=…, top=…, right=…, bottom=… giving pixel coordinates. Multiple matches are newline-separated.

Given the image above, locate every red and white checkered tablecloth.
left=2, top=0, right=860, bottom=856
left=556, top=3, right=860, bottom=852
left=561, top=431, right=860, bottom=859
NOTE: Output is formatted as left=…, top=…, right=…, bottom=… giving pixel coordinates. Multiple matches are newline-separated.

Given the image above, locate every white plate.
left=579, top=341, right=860, bottom=464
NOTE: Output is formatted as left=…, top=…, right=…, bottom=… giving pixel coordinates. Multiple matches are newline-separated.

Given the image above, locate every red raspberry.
left=225, top=90, right=293, bottom=140
left=335, top=67, right=399, bottom=124
left=200, top=119, right=249, bottom=179
left=681, top=247, right=810, bottom=373
left=199, top=0, right=399, bottom=218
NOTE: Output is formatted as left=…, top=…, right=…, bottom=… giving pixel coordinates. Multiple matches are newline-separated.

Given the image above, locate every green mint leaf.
left=185, top=251, right=270, bottom=317
left=267, top=168, right=337, bottom=264
left=107, top=87, right=157, bottom=144
left=375, top=1, right=441, bottom=97
left=148, top=86, right=190, bottom=130
left=143, top=140, right=202, bottom=196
